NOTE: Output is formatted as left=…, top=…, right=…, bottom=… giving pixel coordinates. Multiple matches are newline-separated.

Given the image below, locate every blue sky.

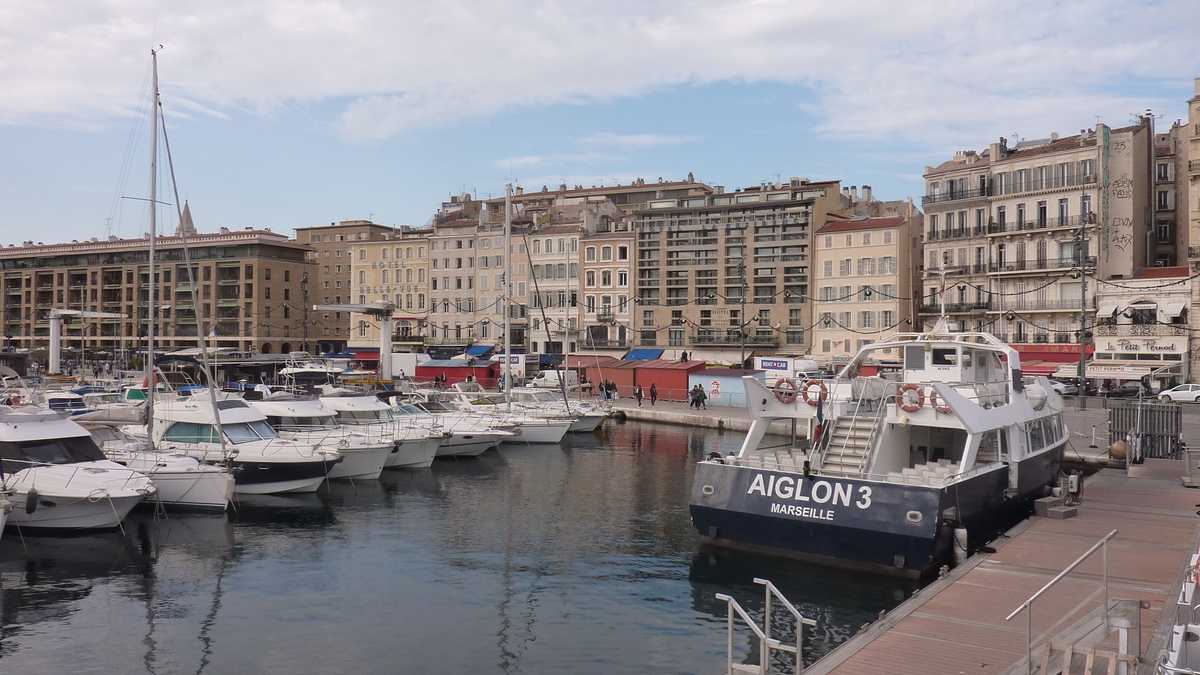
left=0, top=1, right=1196, bottom=242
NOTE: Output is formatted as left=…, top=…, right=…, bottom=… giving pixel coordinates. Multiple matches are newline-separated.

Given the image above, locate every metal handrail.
left=755, top=578, right=816, bottom=673
left=1159, top=657, right=1200, bottom=674
left=715, top=593, right=782, bottom=675
left=1004, top=528, right=1118, bottom=674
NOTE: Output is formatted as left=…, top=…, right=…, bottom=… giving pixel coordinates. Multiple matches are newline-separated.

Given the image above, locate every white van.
left=529, top=369, right=579, bottom=389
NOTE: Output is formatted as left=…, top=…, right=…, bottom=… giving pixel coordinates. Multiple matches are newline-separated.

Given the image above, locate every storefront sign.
left=1095, top=336, right=1185, bottom=354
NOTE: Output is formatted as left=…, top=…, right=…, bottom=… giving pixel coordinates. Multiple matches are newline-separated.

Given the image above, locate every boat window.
left=932, top=348, right=957, bottom=366
left=163, top=421, right=221, bottom=443
left=223, top=423, right=261, bottom=444
left=248, top=420, right=278, bottom=438
left=336, top=409, right=393, bottom=424
left=1029, top=420, right=1045, bottom=451
left=126, top=388, right=147, bottom=401
left=904, top=346, right=925, bottom=370
left=977, top=432, right=998, bottom=464
left=0, top=436, right=107, bottom=470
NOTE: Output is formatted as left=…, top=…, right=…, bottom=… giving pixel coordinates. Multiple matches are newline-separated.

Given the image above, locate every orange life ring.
left=799, top=379, right=827, bottom=406
left=928, top=390, right=952, bottom=414
left=775, top=378, right=800, bottom=404
left=899, top=383, right=925, bottom=413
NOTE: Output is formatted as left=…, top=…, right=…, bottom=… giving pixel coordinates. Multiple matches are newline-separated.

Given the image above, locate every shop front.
left=1053, top=328, right=1188, bottom=390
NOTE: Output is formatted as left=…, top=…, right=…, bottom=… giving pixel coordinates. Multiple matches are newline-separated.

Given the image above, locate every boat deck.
left=806, top=459, right=1200, bottom=674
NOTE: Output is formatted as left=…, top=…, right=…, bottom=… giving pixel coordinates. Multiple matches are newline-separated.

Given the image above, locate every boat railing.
left=714, top=578, right=816, bottom=674
left=714, top=593, right=782, bottom=675
left=1005, top=529, right=1119, bottom=674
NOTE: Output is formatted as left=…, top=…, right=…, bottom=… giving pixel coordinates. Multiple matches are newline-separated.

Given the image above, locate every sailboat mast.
left=504, top=184, right=512, bottom=411
left=145, top=47, right=159, bottom=440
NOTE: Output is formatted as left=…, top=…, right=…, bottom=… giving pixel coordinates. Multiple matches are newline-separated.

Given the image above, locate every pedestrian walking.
left=698, top=386, right=708, bottom=410
left=634, top=385, right=644, bottom=407
left=649, top=383, right=658, bottom=406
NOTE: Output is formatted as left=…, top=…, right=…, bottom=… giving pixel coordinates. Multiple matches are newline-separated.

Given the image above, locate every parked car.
left=1051, top=380, right=1079, bottom=396
left=1102, top=382, right=1144, bottom=398
left=1158, top=384, right=1200, bottom=403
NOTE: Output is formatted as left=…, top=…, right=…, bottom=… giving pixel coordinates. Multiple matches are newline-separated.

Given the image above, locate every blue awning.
left=465, top=345, right=496, bottom=357
left=623, top=348, right=664, bottom=361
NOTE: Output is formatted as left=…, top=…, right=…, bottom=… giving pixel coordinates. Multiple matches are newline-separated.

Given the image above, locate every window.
left=1157, top=162, right=1170, bottom=181
left=359, top=249, right=366, bottom=260
left=839, top=258, right=851, bottom=275
left=618, top=246, right=628, bottom=260
left=586, top=247, right=596, bottom=261
left=585, top=271, right=595, bottom=286
left=1158, top=190, right=1169, bottom=210
left=617, top=271, right=628, bottom=287
left=823, top=260, right=833, bottom=276
left=862, top=232, right=871, bottom=245
left=601, top=271, right=612, bottom=286
left=163, top=422, right=220, bottom=443
left=883, top=231, right=893, bottom=244
left=1081, top=194, right=1092, bottom=221
left=601, top=246, right=612, bottom=261
left=824, top=236, right=832, bottom=248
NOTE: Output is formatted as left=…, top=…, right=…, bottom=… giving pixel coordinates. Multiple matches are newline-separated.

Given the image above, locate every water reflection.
left=0, top=421, right=913, bottom=674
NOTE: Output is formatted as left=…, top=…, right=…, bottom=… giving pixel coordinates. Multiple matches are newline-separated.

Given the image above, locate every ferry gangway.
left=714, top=578, right=816, bottom=674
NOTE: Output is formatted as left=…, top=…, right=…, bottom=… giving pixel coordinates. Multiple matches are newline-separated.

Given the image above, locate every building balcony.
left=989, top=256, right=1095, bottom=274
left=987, top=215, right=1094, bottom=235
left=690, top=332, right=779, bottom=347
left=217, top=298, right=240, bottom=307
left=918, top=300, right=992, bottom=314
left=921, top=186, right=990, bottom=206
left=987, top=298, right=1088, bottom=312
left=925, top=227, right=987, bottom=242
left=1189, top=160, right=1200, bottom=174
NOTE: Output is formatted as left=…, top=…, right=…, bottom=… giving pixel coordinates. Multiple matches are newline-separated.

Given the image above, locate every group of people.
left=632, top=383, right=659, bottom=407
left=688, top=384, right=709, bottom=409
left=598, top=380, right=621, bottom=401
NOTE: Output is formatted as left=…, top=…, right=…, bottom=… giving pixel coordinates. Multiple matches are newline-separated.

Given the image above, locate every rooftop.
left=818, top=216, right=906, bottom=234
left=0, top=228, right=304, bottom=258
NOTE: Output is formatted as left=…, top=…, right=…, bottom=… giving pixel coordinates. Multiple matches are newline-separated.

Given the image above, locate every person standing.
left=649, top=383, right=658, bottom=406
left=634, top=385, right=644, bottom=407
left=698, top=385, right=708, bottom=410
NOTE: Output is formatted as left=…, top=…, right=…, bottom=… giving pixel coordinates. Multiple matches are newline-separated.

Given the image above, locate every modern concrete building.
left=811, top=215, right=917, bottom=366
left=347, top=228, right=431, bottom=354
left=631, top=178, right=844, bottom=364
left=293, top=219, right=396, bottom=353
left=0, top=227, right=312, bottom=356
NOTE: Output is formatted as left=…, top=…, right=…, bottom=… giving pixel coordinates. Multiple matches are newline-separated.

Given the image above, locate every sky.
left=1, top=0, right=1198, bottom=243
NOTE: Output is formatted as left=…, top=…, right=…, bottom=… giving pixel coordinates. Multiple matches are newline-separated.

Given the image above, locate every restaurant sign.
left=1095, top=336, right=1185, bottom=354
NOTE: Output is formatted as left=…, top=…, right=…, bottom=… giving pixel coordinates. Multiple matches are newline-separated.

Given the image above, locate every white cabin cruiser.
left=690, top=322, right=1065, bottom=577
left=385, top=395, right=513, bottom=457
left=441, top=385, right=572, bottom=444
left=86, top=422, right=234, bottom=511
left=44, top=391, right=91, bottom=416
left=149, top=396, right=339, bottom=494
left=0, top=406, right=155, bottom=529
left=317, top=392, right=440, bottom=469
left=508, top=387, right=607, bottom=432
left=250, top=395, right=395, bottom=478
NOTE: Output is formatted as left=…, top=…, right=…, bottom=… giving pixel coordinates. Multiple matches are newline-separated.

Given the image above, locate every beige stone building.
left=811, top=215, right=916, bottom=364
left=580, top=218, right=635, bottom=352
left=631, top=178, right=844, bottom=364
left=1, top=227, right=312, bottom=356
left=293, top=219, right=396, bottom=353
left=347, top=229, right=431, bottom=352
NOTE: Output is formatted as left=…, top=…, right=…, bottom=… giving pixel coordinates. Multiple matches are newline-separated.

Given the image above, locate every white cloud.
left=1, top=0, right=1197, bottom=148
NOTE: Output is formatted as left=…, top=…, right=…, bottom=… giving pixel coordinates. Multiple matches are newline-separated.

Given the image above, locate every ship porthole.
left=905, top=510, right=923, bottom=524
left=702, top=485, right=715, bottom=496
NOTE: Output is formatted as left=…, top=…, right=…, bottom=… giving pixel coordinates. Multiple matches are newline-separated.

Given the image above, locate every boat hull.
left=436, top=435, right=495, bottom=457
left=326, top=444, right=391, bottom=480
left=144, top=470, right=234, bottom=510
left=228, top=459, right=329, bottom=494
left=568, top=414, right=604, bottom=432
left=6, top=492, right=146, bottom=530
left=689, top=448, right=1060, bottom=577
left=506, top=421, right=570, bottom=444
left=384, top=438, right=440, bottom=469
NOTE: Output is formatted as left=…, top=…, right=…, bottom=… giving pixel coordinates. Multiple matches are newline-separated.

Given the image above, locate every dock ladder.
left=715, top=578, right=817, bottom=674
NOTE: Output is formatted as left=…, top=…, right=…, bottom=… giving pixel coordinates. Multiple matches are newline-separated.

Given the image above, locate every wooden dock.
left=805, top=459, right=1200, bottom=674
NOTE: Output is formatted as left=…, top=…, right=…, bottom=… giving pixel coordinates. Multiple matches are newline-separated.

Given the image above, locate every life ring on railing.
left=775, top=378, right=800, bottom=404
left=899, top=383, right=925, bottom=413
left=5, top=394, right=23, bottom=407
left=799, top=379, right=827, bottom=406
left=928, top=390, right=952, bottom=414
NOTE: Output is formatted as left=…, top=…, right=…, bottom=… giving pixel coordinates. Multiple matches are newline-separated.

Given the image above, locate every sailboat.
left=85, top=48, right=234, bottom=510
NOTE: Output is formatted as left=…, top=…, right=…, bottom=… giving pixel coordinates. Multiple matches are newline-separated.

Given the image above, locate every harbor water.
left=0, top=421, right=914, bottom=674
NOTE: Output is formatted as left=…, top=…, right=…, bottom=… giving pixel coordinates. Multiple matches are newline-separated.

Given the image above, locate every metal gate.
left=1107, top=399, right=1184, bottom=460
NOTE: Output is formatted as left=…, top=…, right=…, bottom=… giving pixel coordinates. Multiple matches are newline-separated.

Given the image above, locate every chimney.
left=515, top=186, right=524, bottom=195
left=850, top=186, right=859, bottom=202
left=1050, top=132, right=1059, bottom=142
left=862, top=185, right=872, bottom=202
left=1194, top=77, right=1200, bottom=96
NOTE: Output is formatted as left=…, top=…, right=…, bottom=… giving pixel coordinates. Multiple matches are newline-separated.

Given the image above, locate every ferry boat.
left=689, top=322, right=1066, bottom=577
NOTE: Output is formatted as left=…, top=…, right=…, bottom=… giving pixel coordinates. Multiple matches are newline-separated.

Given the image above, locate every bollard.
left=1090, top=425, right=1097, bottom=449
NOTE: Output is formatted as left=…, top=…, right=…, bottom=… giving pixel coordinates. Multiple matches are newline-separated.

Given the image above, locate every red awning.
left=1021, top=360, right=1059, bottom=376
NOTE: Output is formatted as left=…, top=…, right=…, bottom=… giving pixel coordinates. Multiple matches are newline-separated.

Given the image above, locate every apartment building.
left=632, top=178, right=843, bottom=364
left=0, top=227, right=312, bottom=356
left=485, top=175, right=712, bottom=220
left=347, top=228, right=431, bottom=352
left=811, top=215, right=917, bottom=364
left=580, top=219, right=635, bottom=352
left=293, top=219, right=395, bottom=353
left=1188, top=78, right=1200, bottom=259
left=920, top=121, right=1155, bottom=375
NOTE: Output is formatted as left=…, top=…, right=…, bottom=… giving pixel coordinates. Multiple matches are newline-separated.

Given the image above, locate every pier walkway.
left=804, top=459, right=1199, bottom=674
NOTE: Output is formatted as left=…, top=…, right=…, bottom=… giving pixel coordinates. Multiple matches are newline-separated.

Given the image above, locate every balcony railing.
left=691, top=332, right=779, bottom=347
left=989, top=256, right=1095, bottom=273
left=1189, top=160, right=1200, bottom=173
left=926, top=227, right=986, bottom=241
left=922, top=186, right=989, bottom=206
left=987, top=215, right=1093, bottom=235
left=990, top=298, right=1089, bottom=311
left=918, top=301, right=992, bottom=314
left=1094, top=323, right=1188, bottom=337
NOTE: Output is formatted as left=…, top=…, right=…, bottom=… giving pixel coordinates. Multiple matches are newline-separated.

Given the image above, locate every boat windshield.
left=266, top=415, right=338, bottom=429
left=393, top=403, right=428, bottom=415
left=0, top=435, right=107, bottom=470
left=336, top=409, right=393, bottom=424
left=222, top=420, right=279, bottom=444
left=47, top=397, right=88, bottom=411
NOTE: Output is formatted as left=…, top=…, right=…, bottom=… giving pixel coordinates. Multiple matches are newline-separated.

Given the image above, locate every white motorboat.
left=690, top=319, right=1066, bottom=577
left=440, top=386, right=572, bottom=444
left=508, top=387, right=608, bottom=432
left=391, top=395, right=517, bottom=456
left=148, top=395, right=339, bottom=495
left=249, top=394, right=394, bottom=479
left=0, top=405, right=155, bottom=530
left=43, top=390, right=92, bottom=416
left=88, top=424, right=234, bottom=511
left=318, top=391, right=440, bottom=468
